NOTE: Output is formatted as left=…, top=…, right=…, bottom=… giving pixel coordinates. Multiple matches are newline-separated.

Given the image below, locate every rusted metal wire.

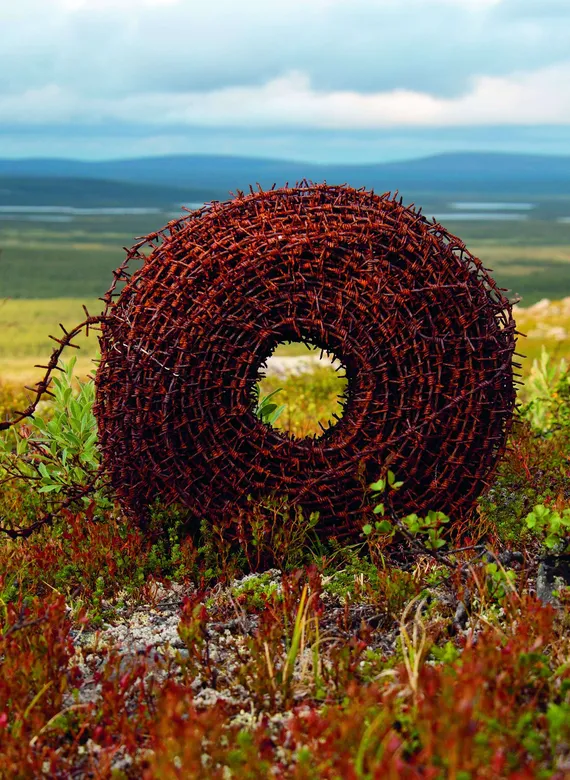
left=89, top=182, right=518, bottom=538
left=0, top=308, right=103, bottom=432
left=0, top=182, right=520, bottom=542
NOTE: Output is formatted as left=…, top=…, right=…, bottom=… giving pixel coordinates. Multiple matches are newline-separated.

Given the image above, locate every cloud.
left=496, top=0, right=570, bottom=18
left=2, top=62, right=569, bottom=130
left=1, top=0, right=569, bottom=102
left=0, top=0, right=569, bottom=163
left=58, top=0, right=180, bottom=8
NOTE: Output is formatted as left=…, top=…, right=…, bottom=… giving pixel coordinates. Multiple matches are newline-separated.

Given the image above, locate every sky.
left=2, top=0, right=570, bottom=162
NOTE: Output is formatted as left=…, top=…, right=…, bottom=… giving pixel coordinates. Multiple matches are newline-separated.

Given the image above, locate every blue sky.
left=2, top=0, right=570, bottom=162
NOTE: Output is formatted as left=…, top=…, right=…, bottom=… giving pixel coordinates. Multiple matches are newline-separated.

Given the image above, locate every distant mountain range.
left=1, top=152, right=570, bottom=207
left=0, top=175, right=217, bottom=208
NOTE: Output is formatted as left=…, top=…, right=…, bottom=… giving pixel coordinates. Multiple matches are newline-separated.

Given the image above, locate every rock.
left=526, top=298, right=552, bottom=314
left=261, top=355, right=342, bottom=378
left=536, top=554, right=570, bottom=606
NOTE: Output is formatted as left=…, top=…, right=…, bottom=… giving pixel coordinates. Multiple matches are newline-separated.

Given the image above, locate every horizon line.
left=2, top=149, right=570, bottom=166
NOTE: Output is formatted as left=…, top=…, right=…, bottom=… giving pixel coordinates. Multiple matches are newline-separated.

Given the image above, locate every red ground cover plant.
left=0, top=594, right=84, bottom=776
left=0, top=564, right=568, bottom=778
left=0, top=360, right=568, bottom=777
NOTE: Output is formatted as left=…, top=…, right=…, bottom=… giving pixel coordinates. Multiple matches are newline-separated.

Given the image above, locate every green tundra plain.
left=1, top=207, right=569, bottom=382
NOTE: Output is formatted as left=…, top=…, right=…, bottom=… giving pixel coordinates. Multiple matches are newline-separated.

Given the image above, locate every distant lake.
left=0, top=214, right=73, bottom=222
left=435, top=212, right=529, bottom=221
left=450, top=202, right=535, bottom=211
left=0, top=204, right=205, bottom=218
left=0, top=206, right=163, bottom=216
left=558, top=217, right=570, bottom=224
left=2, top=203, right=557, bottom=226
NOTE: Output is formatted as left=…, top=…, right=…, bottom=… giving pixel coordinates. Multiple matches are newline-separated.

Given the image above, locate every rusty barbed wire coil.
left=93, top=182, right=518, bottom=538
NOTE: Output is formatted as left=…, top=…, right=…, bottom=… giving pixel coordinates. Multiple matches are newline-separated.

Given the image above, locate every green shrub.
left=0, top=357, right=110, bottom=512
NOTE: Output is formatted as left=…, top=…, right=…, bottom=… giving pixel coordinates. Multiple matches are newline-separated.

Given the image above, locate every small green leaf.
left=269, top=404, right=286, bottom=424
left=427, top=537, right=446, bottom=550
left=84, top=432, right=98, bottom=449
left=544, top=536, right=560, bottom=549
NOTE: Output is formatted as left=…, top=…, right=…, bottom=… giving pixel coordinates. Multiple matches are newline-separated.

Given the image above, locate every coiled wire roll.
left=94, top=183, right=517, bottom=538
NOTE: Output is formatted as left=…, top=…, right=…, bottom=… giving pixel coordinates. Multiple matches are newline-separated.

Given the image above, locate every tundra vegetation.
left=0, top=343, right=568, bottom=779
left=0, top=210, right=569, bottom=777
